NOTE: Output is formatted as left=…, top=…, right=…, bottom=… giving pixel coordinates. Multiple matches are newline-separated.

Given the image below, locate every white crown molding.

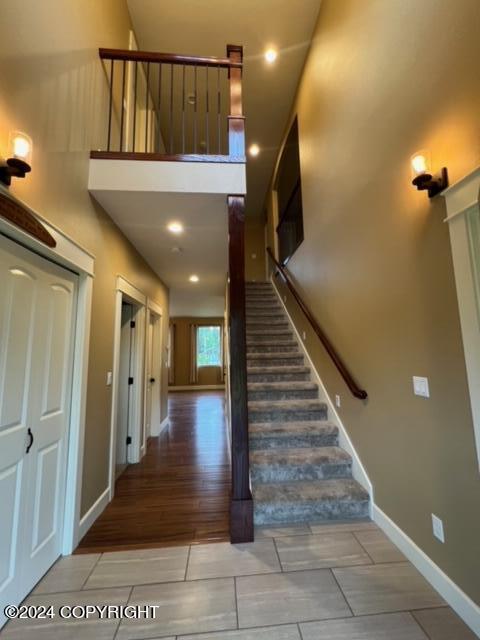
left=442, top=167, right=480, bottom=222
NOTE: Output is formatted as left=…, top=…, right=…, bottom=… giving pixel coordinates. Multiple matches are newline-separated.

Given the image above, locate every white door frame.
left=144, top=299, right=163, bottom=443
left=0, top=186, right=94, bottom=556
left=108, top=276, right=146, bottom=499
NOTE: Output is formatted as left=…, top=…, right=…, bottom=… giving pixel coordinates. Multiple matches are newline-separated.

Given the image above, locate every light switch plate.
left=252, top=253, right=257, bottom=259
left=302, top=331, right=306, bottom=341
left=413, top=376, right=429, bottom=398
left=335, top=394, right=341, bottom=408
left=106, top=371, right=113, bottom=386
left=432, top=513, right=445, bottom=543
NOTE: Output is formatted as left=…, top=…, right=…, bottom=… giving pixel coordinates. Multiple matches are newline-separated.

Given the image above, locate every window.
left=276, top=117, right=304, bottom=264
left=196, top=326, right=222, bottom=367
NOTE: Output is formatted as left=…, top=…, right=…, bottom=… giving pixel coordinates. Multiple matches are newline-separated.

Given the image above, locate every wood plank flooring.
left=76, top=391, right=230, bottom=553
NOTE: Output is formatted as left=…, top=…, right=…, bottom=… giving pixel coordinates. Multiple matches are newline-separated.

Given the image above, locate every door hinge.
left=130, top=320, right=136, bottom=328
left=128, top=376, right=134, bottom=385
left=126, top=435, right=132, bottom=445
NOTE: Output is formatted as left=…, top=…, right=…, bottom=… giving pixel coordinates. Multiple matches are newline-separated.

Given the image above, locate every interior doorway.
left=115, top=301, right=137, bottom=479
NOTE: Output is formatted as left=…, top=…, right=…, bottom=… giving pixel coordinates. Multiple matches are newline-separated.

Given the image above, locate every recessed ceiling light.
left=167, top=221, right=183, bottom=234
left=189, top=274, right=199, bottom=283
left=264, top=48, right=278, bottom=64
left=249, top=144, right=260, bottom=157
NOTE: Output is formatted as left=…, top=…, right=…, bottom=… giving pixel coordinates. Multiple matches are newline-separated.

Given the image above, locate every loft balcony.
left=88, top=44, right=246, bottom=199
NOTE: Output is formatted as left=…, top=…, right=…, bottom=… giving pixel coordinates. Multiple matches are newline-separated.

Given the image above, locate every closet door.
left=0, top=235, right=76, bottom=623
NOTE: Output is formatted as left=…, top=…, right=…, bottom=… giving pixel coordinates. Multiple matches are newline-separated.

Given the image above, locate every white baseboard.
left=78, top=486, right=110, bottom=541
left=373, top=504, right=480, bottom=636
left=270, top=277, right=373, bottom=498
left=169, top=385, right=225, bottom=391
left=151, top=415, right=169, bottom=437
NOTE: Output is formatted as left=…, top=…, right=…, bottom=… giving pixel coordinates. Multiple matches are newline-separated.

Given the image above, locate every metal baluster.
left=107, top=59, right=114, bottom=151
left=217, top=64, right=221, bottom=154
left=205, top=66, right=209, bottom=154
left=132, top=61, right=138, bottom=152
left=182, top=64, right=186, bottom=154
left=157, top=63, right=162, bottom=153
left=119, top=60, right=126, bottom=152
left=194, top=65, right=197, bottom=153
left=145, top=61, right=150, bottom=152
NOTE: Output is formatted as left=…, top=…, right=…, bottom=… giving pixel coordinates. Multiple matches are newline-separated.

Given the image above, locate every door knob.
left=149, top=377, right=155, bottom=383
left=26, top=428, right=34, bottom=454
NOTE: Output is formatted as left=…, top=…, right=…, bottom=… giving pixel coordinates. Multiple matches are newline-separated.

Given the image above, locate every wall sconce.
left=0, top=131, right=32, bottom=187
left=411, top=150, right=448, bottom=198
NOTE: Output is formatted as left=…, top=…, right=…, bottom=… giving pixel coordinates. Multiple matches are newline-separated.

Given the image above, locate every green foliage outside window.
left=197, top=326, right=221, bottom=367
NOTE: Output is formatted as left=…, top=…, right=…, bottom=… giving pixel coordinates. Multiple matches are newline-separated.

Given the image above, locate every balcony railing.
left=91, top=45, right=245, bottom=163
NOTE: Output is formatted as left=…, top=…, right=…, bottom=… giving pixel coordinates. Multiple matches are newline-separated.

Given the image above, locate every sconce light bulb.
left=411, top=154, right=428, bottom=176
left=12, top=136, right=30, bottom=160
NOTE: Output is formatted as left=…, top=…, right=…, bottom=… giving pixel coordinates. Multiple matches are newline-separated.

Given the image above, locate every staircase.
left=246, top=281, right=370, bottom=525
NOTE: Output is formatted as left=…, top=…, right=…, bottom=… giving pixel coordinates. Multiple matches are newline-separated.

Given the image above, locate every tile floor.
left=2, top=520, right=477, bottom=639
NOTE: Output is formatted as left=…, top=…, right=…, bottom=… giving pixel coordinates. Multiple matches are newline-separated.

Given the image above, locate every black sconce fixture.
left=411, top=151, right=448, bottom=198
left=0, top=131, right=32, bottom=187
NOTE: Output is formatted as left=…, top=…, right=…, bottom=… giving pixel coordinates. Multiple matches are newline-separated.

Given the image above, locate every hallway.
left=77, top=391, right=230, bottom=552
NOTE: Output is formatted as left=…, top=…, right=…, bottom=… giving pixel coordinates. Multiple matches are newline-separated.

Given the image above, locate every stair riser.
left=250, top=433, right=339, bottom=450
left=249, top=407, right=328, bottom=422
left=247, top=344, right=298, bottom=353
left=251, top=461, right=352, bottom=484
left=247, top=372, right=311, bottom=382
left=248, top=388, right=318, bottom=401
left=247, top=313, right=284, bottom=320
left=246, top=333, right=293, bottom=342
left=254, top=500, right=370, bottom=525
left=247, top=318, right=289, bottom=325
left=247, top=356, right=304, bottom=367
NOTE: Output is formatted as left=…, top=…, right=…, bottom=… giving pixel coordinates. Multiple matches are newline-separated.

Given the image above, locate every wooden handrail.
left=99, top=48, right=242, bottom=69
left=267, top=247, right=368, bottom=400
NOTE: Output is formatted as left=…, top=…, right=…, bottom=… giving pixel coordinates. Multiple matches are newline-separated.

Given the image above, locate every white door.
left=0, top=234, right=76, bottom=623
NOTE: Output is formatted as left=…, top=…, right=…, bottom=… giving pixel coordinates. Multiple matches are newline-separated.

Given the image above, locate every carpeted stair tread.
left=248, top=381, right=317, bottom=392
left=253, top=478, right=370, bottom=524
left=250, top=420, right=338, bottom=437
left=251, top=445, right=350, bottom=465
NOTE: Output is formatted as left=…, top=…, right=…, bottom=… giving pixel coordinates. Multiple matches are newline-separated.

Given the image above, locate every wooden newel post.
left=227, top=45, right=253, bottom=543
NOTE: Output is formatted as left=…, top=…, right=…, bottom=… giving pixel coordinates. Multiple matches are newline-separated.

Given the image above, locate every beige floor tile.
left=333, top=562, right=445, bottom=615
left=413, top=607, right=479, bottom=639
left=300, top=612, right=428, bottom=639
left=354, top=529, right=405, bottom=563
left=116, top=577, right=237, bottom=639
left=1, top=587, right=130, bottom=640
left=179, top=624, right=301, bottom=639
left=33, top=553, right=100, bottom=594
left=84, top=545, right=189, bottom=588
left=275, top=532, right=371, bottom=571
left=309, top=521, right=378, bottom=534
left=255, top=524, right=312, bottom=538
left=186, top=539, right=280, bottom=579
left=236, top=569, right=351, bottom=628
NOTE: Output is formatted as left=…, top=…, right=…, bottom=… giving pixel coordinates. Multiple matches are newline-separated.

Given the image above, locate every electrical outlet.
left=106, top=371, right=113, bottom=386
left=302, top=331, right=306, bottom=341
left=431, top=514, right=445, bottom=543
left=413, top=376, right=430, bottom=398
left=335, top=394, right=341, bottom=408
left=284, top=295, right=287, bottom=302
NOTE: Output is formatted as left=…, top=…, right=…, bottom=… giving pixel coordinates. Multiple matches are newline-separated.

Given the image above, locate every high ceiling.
left=126, top=0, right=322, bottom=220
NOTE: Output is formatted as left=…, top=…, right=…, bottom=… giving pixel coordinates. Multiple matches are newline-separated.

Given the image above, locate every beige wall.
left=0, top=0, right=169, bottom=517
left=266, top=0, right=480, bottom=604
left=170, top=317, right=224, bottom=387
left=245, top=218, right=266, bottom=281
